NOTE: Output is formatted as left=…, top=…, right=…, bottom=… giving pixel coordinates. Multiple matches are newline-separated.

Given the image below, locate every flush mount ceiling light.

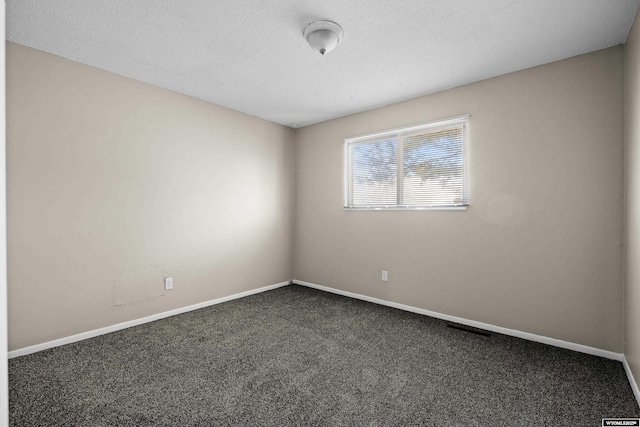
left=303, top=20, right=343, bottom=56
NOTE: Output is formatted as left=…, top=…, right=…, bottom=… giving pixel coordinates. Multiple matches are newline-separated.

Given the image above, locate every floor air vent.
left=446, top=323, right=492, bottom=337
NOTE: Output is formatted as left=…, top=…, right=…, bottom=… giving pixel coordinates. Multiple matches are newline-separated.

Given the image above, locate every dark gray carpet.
left=9, top=285, right=640, bottom=426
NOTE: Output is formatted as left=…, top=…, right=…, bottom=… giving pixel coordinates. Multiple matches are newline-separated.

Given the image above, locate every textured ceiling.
left=6, top=0, right=640, bottom=128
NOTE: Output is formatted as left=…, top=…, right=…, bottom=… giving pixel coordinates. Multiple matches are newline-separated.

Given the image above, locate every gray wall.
left=7, top=42, right=295, bottom=350
left=625, top=11, right=640, bottom=393
left=294, top=47, right=625, bottom=352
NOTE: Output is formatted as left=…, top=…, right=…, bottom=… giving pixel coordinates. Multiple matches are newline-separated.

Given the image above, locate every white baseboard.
left=9, top=278, right=632, bottom=374
left=8, top=281, right=290, bottom=359
left=293, top=280, right=625, bottom=362
left=623, top=357, right=640, bottom=407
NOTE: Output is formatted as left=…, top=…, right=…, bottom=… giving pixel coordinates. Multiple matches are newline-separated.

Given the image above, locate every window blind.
left=345, top=116, right=468, bottom=209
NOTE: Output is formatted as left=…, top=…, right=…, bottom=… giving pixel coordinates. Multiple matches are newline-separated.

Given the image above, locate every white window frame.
left=344, top=114, right=469, bottom=210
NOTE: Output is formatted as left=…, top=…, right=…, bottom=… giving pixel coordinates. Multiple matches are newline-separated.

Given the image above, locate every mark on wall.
left=484, top=193, right=527, bottom=226
left=114, top=263, right=166, bottom=306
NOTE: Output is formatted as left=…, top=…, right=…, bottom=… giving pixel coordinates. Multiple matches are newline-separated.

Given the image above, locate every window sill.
left=344, top=205, right=468, bottom=211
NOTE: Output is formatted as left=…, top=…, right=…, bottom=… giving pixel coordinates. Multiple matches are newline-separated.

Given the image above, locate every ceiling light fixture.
left=303, top=20, right=343, bottom=56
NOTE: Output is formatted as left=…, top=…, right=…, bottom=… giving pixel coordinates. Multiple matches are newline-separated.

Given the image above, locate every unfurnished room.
left=3, top=0, right=640, bottom=426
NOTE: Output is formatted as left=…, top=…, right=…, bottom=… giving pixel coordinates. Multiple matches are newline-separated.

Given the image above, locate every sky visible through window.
left=349, top=125, right=465, bottom=207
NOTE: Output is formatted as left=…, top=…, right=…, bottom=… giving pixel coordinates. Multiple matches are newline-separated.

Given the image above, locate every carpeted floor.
left=9, top=285, right=640, bottom=426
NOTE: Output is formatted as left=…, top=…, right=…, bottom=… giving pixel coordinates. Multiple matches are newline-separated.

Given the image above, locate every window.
left=344, top=115, right=468, bottom=209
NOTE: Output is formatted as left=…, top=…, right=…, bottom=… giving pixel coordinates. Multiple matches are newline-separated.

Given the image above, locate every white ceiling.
left=6, top=0, right=640, bottom=128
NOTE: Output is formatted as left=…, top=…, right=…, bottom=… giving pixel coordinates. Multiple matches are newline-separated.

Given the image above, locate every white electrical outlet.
left=382, top=270, right=388, bottom=282
left=164, top=277, right=174, bottom=290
